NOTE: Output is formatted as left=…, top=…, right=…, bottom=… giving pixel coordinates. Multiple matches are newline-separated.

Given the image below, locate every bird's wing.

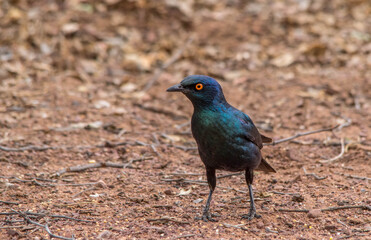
left=234, top=111, right=264, bottom=149
left=233, top=109, right=276, bottom=172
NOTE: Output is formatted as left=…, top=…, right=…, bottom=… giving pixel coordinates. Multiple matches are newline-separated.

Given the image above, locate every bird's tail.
left=256, top=158, right=276, bottom=173
left=260, top=134, right=272, bottom=143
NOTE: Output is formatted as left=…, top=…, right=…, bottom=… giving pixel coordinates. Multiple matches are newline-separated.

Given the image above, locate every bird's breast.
left=191, top=110, right=261, bottom=171
left=192, top=110, right=234, bottom=143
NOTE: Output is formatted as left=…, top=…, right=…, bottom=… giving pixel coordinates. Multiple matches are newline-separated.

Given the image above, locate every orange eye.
left=195, top=83, right=203, bottom=91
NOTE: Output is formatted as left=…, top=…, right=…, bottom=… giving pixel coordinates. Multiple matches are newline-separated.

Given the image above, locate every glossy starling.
left=167, top=75, right=276, bottom=221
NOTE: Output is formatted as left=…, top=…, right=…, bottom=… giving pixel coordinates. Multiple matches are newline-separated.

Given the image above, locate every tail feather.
left=256, top=158, right=276, bottom=173
left=260, top=134, right=272, bottom=143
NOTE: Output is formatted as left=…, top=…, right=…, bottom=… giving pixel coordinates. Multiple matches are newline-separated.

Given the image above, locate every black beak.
left=166, top=83, right=184, bottom=92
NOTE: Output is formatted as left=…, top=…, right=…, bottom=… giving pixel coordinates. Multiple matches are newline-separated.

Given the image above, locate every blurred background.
left=0, top=0, right=370, bottom=239
left=1, top=0, right=370, bottom=88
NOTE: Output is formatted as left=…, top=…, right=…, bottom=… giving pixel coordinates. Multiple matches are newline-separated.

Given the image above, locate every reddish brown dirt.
left=0, top=1, right=370, bottom=239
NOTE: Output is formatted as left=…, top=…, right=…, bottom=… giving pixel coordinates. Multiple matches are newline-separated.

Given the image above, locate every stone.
left=308, top=209, right=322, bottom=218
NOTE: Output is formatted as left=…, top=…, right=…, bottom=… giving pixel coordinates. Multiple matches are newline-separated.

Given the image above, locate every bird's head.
left=167, top=75, right=226, bottom=107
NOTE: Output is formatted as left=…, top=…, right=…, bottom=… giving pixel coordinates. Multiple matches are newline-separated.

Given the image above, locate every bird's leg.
left=245, top=183, right=261, bottom=220
left=242, top=169, right=261, bottom=220
left=196, top=167, right=216, bottom=222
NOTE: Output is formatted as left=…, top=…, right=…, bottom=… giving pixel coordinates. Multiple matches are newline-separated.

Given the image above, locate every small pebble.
left=164, top=189, right=172, bottom=195
left=96, top=180, right=107, bottom=189
left=324, top=225, right=336, bottom=231
left=257, top=222, right=264, bottom=229
left=292, top=194, right=304, bottom=202
left=98, top=230, right=112, bottom=239
left=308, top=209, right=322, bottom=218
left=193, top=198, right=203, bottom=204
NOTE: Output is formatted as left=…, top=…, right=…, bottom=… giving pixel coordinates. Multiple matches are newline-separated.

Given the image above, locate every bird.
left=167, top=75, right=276, bottom=221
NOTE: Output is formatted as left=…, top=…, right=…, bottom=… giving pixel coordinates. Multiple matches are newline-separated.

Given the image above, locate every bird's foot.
left=195, top=212, right=217, bottom=222
left=242, top=209, right=261, bottom=221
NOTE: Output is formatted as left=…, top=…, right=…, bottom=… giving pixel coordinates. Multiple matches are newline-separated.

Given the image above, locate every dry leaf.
left=62, top=23, right=80, bottom=34
left=7, top=7, right=23, bottom=21
left=178, top=188, right=192, bottom=196
left=120, top=83, right=137, bottom=92
left=94, top=100, right=111, bottom=109
left=271, top=53, right=295, bottom=67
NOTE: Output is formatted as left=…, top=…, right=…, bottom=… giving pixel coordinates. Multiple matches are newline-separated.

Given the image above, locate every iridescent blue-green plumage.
left=167, top=75, right=275, bottom=221
left=192, top=102, right=262, bottom=172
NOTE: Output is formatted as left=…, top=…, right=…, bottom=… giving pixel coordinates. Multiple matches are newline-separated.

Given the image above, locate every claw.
left=195, top=212, right=217, bottom=222
left=242, top=208, right=261, bottom=221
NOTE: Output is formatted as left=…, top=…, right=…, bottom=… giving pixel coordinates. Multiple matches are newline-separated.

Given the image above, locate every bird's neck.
left=192, top=97, right=230, bottom=113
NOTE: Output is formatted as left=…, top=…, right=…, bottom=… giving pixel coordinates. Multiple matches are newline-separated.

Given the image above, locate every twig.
left=0, top=200, right=19, bottom=205
left=0, top=145, right=56, bottom=152
left=175, top=121, right=191, bottom=129
left=143, top=36, right=194, bottom=91
left=266, top=120, right=351, bottom=146
left=320, top=138, right=345, bottom=163
left=278, top=205, right=370, bottom=213
left=135, top=140, right=148, bottom=146
left=270, top=191, right=300, bottom=196
left=222, top=223, right=249, bottom=231
left=265, top=227, right=279, bottom=233
left=0, top=158, right=30, bottom=168
left=54, top=157, right=153, bottom=176
left=7, top=177, right=49, bottom=187
left=55, top=182, right=100, bottom=187
left=0, top=212, right=16, bottom=215
left=45, top=224, right=73, bottom=240
left=302, top=167, right=327, bottom=180
left=278, top=209, right=309, bottom=213
left=337, top=218, right=348, bottom=227
left=340, top=173, right=371, bottom=181
left=0, top=211, right=95, bottom=223
left=152, top=133, right=160, bottom=145
left=72, top=186, right=96, bottom=198
left=339, top=234, right=367, bottom=239
left=174, top=234, right=196, bottom=239
left=146, top=216, right=190, bottom=224
left=3, top=219, right=24, bottom=224
left=171, top=145, right=197, bottom=151
left=34, top=177, right=57, bottom=182
left=3, top=176, right=100, bottom=187
left=98, top=141, right=128, bottom=148
left=0, top=225, right=31, bottom=229
left=320, top=205, right=371, bottom=212
left=217, top=172, right=244, bottom=179
left=122, top=157, right=152, bottom=169
left=11, top=209, right=75, bottom=240
left=153, top=205, right=173, bottom=209
left=46, top=214, right=95, bottom=223
left=150, top=144, right=161, bottom=157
